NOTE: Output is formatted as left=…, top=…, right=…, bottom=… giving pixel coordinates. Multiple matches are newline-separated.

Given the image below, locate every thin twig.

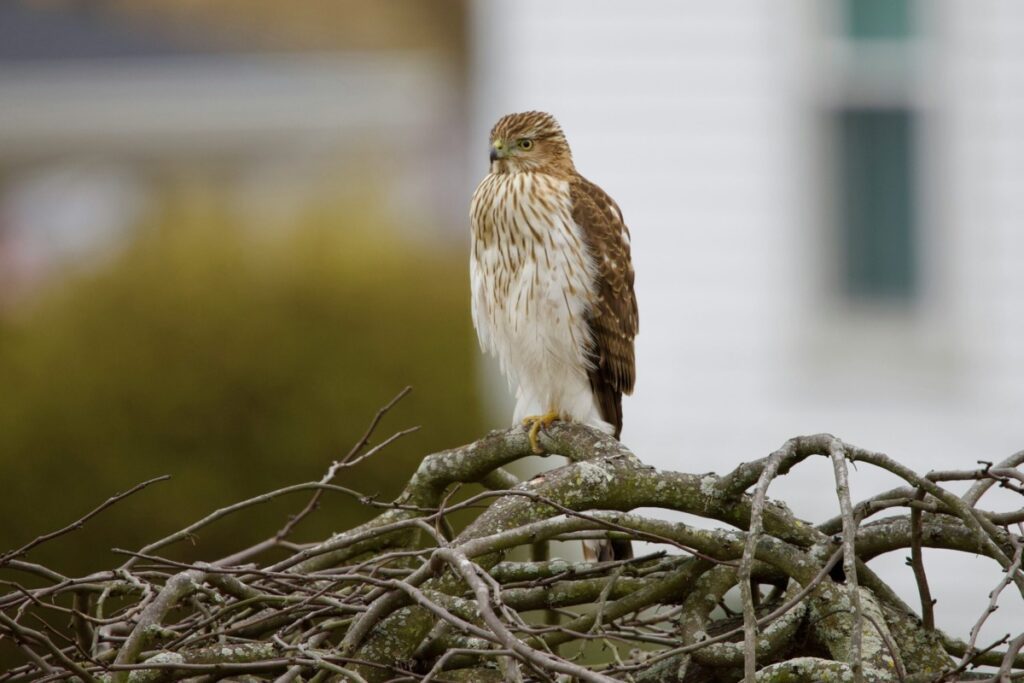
left=737, top=440, right=790, bottom=682
left=829, top=438, right=864, bottom=683
left=909, top=487, right=935, bottom=631
left=960, top=535, right=1024, bottom=671
left=0, top=476, right=170, bottom=567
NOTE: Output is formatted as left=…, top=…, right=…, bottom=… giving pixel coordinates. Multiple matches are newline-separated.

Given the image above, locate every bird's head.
left=487, top=111, right=574, bottom=175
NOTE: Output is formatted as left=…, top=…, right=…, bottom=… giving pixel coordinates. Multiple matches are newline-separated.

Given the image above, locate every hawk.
left=470, top=111, right=638, bottom=561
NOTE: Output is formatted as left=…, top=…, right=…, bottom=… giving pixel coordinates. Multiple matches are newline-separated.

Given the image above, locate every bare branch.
left=0, top=475, right=170, bottom=567
left=2, top=422, right=1021, bottom=682
left=829, top=438, right=864, bottom=683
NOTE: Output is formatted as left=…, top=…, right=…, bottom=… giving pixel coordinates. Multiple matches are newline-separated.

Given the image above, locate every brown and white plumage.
left=469, top=111, right=638, bottom=560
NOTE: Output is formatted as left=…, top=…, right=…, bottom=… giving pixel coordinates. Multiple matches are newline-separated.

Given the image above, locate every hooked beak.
left=489, top=140, right=505, bottom=162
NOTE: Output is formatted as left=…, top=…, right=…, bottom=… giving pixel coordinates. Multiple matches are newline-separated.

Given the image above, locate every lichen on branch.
left=1, top=417, right=1022, bottom=682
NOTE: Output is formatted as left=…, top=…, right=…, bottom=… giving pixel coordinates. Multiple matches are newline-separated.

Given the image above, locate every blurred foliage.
left=0, top=198, right=485, bottom=575
left=98, top=0, right=466, bottom=58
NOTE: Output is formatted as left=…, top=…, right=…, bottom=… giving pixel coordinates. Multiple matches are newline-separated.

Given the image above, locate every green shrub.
left=0, top=204, right=485, bottom=574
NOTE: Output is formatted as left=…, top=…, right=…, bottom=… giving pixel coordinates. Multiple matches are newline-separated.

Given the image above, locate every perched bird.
left=470, top=111, right=638, bottom=561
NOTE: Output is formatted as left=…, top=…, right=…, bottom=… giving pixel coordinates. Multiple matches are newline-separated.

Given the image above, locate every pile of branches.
left=2, top=398, right=1024, bottom=682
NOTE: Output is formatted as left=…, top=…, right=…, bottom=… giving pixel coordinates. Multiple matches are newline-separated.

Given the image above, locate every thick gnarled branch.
left=1, top=420, right=1022, bottom=683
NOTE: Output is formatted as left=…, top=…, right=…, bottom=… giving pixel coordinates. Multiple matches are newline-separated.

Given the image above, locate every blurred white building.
left=470, top=0, right=1023, bottom=640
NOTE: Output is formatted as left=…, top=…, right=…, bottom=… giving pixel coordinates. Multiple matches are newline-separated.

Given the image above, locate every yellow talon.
left=522, top=411, right=560, bottom=454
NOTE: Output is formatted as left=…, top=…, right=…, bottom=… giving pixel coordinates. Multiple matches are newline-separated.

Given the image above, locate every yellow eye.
left=518, top=139, right=534, bottom=150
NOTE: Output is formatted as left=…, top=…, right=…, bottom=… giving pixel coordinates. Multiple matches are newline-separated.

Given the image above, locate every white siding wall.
left=943, top=1, right=1024, bottom=406
left=471, top=0, right=1023, bottom=641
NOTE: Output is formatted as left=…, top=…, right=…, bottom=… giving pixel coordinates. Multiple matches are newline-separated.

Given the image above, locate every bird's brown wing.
left=569, top=175, right=638, bottom=439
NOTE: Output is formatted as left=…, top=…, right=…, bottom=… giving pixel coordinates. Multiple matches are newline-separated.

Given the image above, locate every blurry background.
left=0, top=0, right=483, bottom=583
left=0, top=0, right=1021, bottom=651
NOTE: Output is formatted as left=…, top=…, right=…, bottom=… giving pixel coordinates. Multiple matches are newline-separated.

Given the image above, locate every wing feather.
left=569, top=176, right=638, bottom=437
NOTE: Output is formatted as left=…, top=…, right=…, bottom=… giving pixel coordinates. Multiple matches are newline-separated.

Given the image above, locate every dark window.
left=843, top=0, right=911, bottom=40
left=836, top=109, right=917, bottom=302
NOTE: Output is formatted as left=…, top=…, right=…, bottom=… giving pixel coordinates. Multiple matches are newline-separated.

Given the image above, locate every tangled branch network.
left=2, top=392, right=1023, bottom=682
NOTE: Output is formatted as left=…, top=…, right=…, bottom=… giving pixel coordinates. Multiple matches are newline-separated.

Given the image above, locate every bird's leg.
left=521, top=411, right=560, bottom=454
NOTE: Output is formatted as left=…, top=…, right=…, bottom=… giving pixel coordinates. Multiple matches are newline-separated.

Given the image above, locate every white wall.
left=470, top=0, right=1023, bottom=643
